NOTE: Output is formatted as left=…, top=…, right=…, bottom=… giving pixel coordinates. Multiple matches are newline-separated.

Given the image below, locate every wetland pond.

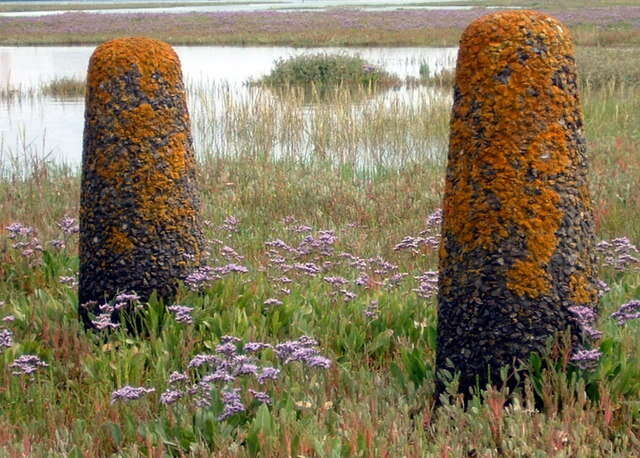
left=0, top=45, right=457, bottom=167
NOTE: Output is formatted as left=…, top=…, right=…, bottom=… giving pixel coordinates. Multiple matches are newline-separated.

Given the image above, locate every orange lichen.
left=569, top=273, right=598, bottom=305
left=442, top=10, right=584, bottom=298
left=107, top=226, right=135, bottom=253
left=86, top=37, right=182, bottom=103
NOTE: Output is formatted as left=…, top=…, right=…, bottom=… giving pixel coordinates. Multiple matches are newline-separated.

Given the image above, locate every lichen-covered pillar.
left=79, top=37, right=204, bottom=330
left=436, top=11, right=598, bottom=399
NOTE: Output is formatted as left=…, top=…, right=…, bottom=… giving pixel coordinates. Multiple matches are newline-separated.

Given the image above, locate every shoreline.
left=1, top=8, right=639, bottom=47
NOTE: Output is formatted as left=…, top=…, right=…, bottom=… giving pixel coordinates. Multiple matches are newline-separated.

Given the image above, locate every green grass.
left=1, top=46, right=640, bottom=455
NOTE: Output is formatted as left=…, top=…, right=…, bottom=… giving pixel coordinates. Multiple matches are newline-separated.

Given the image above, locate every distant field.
left=1, top=6, right=639, bottom=46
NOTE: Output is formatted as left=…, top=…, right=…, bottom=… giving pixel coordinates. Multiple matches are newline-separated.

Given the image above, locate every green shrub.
left=258, top=53, right=400, bottom=89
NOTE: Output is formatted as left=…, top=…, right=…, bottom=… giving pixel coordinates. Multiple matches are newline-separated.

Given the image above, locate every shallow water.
left=0, top=45, right=457, bottom=165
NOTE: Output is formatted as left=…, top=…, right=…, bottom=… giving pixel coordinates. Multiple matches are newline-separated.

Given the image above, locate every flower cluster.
left=10, top=354, right=48, bottom=376
left=596, top=237, right=640, bottom=271
left=394, top=208, right=442, bottom=253
left=413, top=271, right=439, bottom=299
left=111, top=385, right=156, bottom=404
left=568, top=305, right=602, bottom=340
left=570, top=348, right=602, bottom=371
left=184, top=263, right=249, bottom=291
left=5, top=222, right=43, bottom=260
left=610, top=299, right=640, bottom=326
left=152, top=335, right=330, bottom=421
left=167, top=305, right=194, bottom=324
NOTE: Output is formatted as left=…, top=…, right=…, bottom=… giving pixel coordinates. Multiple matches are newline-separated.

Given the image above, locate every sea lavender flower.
left=256, top=367, right=281, bottom=384
left=168, top=371, right=189, bottom=385
left=115, top=292, right=140, bottom=302
left=610, top=300, right=640, bottom=326
left=5, top=223, right=34, bottom=239
left=220, top=216, right=239, bottom=232
left=167, top=305, right=194, bottom=324
left=2, top=315, right=15, bottom=323
left=340, top=289, right=356, bottom=302
left=188, top=354, right=219, bottom=369
left=91, top=313, right=119, bottom=330
left=221, top=245, right=244, bottom=260
left=385, top=272, right=408, bottom=288
left=57, top=216, right=79, bottom=235
left=203, top=369, right=235, bottom=383
left=10, top=354, right=48, bottom=376
left=248, top=389, right=272, bottom=404
left=570, top=348, right=602, bottom=371
left=0, top=329, right=13, bottom=349
left=413, top=271, right=439, bottom=299
left=264, top=298, right=283, bottom=307
left=324, top=276, right=348, bottom=287
left=597, top=237, right=640, bottom=270
left=110, top=385, right=155, bottom=404
left=220, top=263, right=249, bottom=274
left=596, top=279, right=610, bottom=297
left=59, top=276, right=77, bottom=286
left=216, top=342, right=238, bottom=357
left=363, top=300, right=379, bottom=319
left=218, top=388, right=245, bottom=421
left=184, top=266, right=218, bottom=290
left=49, top=239, right=66, bottom=250
left=160, top=389, right=183, bottom=405
left=305, top=356, right=332, bottom=369
left=425, top=208, right=443, bottom=230
left=243, top=342, right=273, bottom=353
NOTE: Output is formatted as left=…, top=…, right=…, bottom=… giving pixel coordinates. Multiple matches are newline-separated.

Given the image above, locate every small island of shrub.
left=257, top=53, right=401, bottom=90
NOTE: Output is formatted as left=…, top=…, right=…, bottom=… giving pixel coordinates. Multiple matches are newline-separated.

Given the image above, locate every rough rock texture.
left=436, top=11, right=598, bottom=400
left=79, top=37, right=204, bottom=330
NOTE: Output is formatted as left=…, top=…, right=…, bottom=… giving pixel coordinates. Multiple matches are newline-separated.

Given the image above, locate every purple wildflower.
left=610, top=300, right=640, bottom=326
left=167, top=305, right=194, bottom=324
left=216, top=342, right=238, bottom=357
left=243, top=342, right=273, bottom=353
left=413, top=271, right=439, bottom=299
left=248, top=389, right=272, bottom=404
left=10, top=354, right=48, bottom=376
left=220, top=216, right=240, bottom=232
left=340, top=289, right=356, bottom=302
left=570, top=348, right=602, bottom=371
left=168, top=371, right=189, bottom=385
left=57, top=216, right=79, bottom=235
left=91, top=313, right=119, bottom=330
left=218, top=388, right=245, bottom=421
left=49, top=239, right=66, bottom=250
left=257, top=367, right=281, bottom=384
left=184, top=266, right=218, bottom=290
left=324, top=276, right=348, bottom=287
left=264, top=298, right=283, bottom=307
left=115, top=292, right=140, bottom=302
left=597, top=237, right=640, bottom=270
left=0, top=329, right=13, bottom=349
left=59, top=276, right=77, bottom=286
left=364, top=300, right=379, bottom=319
left=188, top=354, right=220, bottom=369
left=305, top=355, right=332, bottom=369
left=203, top=369, right=235, bottom=383
left=5, top=222, right=34, bottom=239
left=160, top=389, right=183, bottom=405
left=110, top=385, right=155, bottom=404
left=2, top=315, right=15, bottom=323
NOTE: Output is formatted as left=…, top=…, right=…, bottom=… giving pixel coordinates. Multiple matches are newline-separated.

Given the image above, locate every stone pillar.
left=436, top=11, right=598, bottom=399
left=79, top=37, right=204, bottom=330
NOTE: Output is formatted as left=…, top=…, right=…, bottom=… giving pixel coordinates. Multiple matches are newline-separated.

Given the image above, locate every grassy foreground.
left=1, top=41, right=640, bottom=455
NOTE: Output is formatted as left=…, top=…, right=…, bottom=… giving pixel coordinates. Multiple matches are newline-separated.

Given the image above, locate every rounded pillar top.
left=87, top=37, right=182, bottom=98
